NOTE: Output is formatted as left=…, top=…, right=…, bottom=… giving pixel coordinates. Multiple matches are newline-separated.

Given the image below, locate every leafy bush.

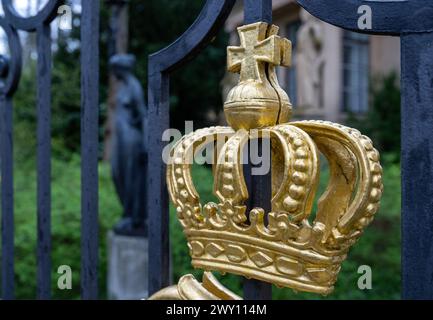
left=13, top=156, right=121, bottom=299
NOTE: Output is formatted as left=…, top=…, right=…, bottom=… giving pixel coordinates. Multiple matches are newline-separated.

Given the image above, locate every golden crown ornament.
left=149, top=22, right=383, bottom=300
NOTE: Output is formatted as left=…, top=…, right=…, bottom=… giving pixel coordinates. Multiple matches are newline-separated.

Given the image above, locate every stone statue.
left=109, top=54, right=147, bottom=237
left=296, top=9, right=324, bottom=109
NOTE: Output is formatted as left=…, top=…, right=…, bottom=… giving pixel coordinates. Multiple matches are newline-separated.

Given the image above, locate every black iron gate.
left=0, top=0, right=100, bottom=299
left=1, top=0, right=432, bottom=300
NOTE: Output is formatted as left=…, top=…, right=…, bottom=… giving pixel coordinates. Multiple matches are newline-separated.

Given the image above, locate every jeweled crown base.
left=187, top=231, right=347, bottom=295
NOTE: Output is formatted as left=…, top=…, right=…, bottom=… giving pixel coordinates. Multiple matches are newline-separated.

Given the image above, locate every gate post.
left=400, top=32, right=433, bottom=299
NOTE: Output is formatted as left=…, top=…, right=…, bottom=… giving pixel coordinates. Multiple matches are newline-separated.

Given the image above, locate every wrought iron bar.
left=81, top=0, right=100, bottom=300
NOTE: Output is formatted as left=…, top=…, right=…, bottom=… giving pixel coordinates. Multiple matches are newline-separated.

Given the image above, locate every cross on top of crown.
left=227, top=22, right=291, bottom=82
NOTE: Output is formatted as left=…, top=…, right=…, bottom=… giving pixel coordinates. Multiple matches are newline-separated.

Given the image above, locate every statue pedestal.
left=107, top=231, right=149, bottom=300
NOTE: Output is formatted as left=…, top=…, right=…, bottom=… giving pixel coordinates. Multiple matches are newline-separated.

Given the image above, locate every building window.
left=342, top=31, right=369, bottom=113
left=285, top=21, right=301, bottom=106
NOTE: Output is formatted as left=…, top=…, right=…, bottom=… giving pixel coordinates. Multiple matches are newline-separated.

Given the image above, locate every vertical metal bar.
left=401, top=32, right=433, bottom=300
left=147, top=68, right=170, bottom=295
left=244, top=0, right=272, bottom=24
left=80, top=0, right=100, bottom=300
left=246, top=169, right=272, bottom=299
left=243, top=0, right=273, bottom=300
left=1, top=96, right=14, bottom=300
left=36, top=23, right=52, bottom=300
left=243, top=140, right=273, bottom=300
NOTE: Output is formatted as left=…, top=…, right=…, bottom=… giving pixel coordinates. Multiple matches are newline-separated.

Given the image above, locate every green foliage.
left=13, top=24, right=82, bottom=157
left=13, top=157, right=121, bottom=299
left=348, top=73, right=401, bottom=160
left=50, top=61, right=82, bottom=155
left=171, top=161, right=401, bottom=299
left=12, top=65, right=37, bottom=163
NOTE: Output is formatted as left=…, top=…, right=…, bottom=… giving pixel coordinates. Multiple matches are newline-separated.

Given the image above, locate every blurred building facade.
left=222, top=0, right=401, bottom=122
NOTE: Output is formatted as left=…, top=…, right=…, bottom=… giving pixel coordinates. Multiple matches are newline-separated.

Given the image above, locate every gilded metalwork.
left=152, top=21, right=383, bottom=299
left=148, top=272, right=241, bottom=300
left=225, top=22, right=292, bottom=129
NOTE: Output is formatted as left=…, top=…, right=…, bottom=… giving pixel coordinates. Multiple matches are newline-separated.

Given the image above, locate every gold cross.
left=227, top=22, right=291, bottom=83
